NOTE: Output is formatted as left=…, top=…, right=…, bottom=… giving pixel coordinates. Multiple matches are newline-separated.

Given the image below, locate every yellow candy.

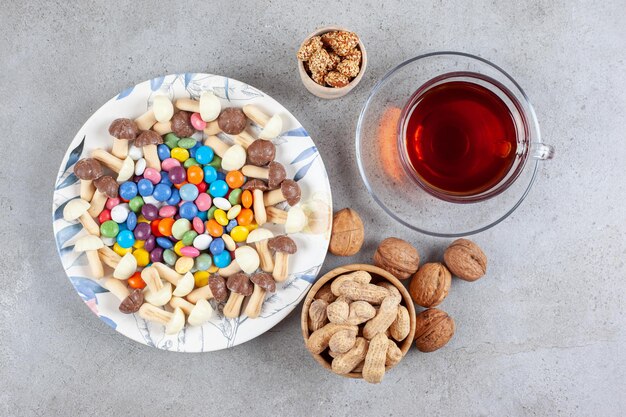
left=133, top=248, right=150, bottom=267
left=245, top=222, right=259, bottom=232
left=230, top=225, right=249, bottom=242
left=171, top=147, right=190, bottom=162
left=113, top=242, right=132, bottom=256
left=194, top=270, right=209, bottom=287
left=208, top=265, right=219, bottom=273
left=137, top=215, right=150, bottom=223
left=175, top=256, right=194, bottom=274
left=214, top=209, right=229, bottom=226
left=133, top=239, right=145, bottom=249
left=174, top=240, right=185, bottom=256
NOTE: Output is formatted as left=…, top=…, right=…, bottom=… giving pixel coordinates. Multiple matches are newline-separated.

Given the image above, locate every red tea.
left=402, top=80, right=517, bottom=196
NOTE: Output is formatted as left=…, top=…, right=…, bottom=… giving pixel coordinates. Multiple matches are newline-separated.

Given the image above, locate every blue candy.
left=203, top=165, right=218, bottom=183
left=195, top=146, right=215, bottom=165
left=126, top=212, right=137, bottom=231
left=188, top=142, right=202, bottom=159
left=209, top=237, right=225, bottom=255
left=119, top=181, right=138, bottom=200
left=157, top=144, right=171, bottom=161
left=225, top=219, right=238, bottom=233
left=213, top=251, right=231, bottom=268
left=137, top=178, right=154, bottom=197
left=160, top=170, right=172, bottom=186
left=216, top=171, right=226, bottom=181
left=116, top=229, right=135, bottom=248
left=197, top=210, right=208, bottom=221
left=152, top=183, right=172, bottom=202
left=166, top=188, right=181, bottom=205
left=156, top=237, right=174, bottom=249
left=179, top=183, right=199, bottom=201
left=208, top=180, right=228, bottom=197
left=179, top=202, right=198, bottom=220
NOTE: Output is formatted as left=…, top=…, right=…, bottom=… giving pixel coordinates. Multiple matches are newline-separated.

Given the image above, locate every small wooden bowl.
left=297, top=26, right=368, bottom=99
left=301, top=264, right=416, bottom=379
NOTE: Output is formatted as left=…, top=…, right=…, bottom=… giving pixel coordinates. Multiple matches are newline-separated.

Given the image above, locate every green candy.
left=194, top=253, right=213, bottom=271
left=177, top=137, right=197, bottom=149
left=171, top=218, right=191, bottom=240
left=208, top=155, right=222, bottom=169
left=183, top=157, right=199, bottom=168
left=128, top=196, right=144, bottom=213
left=164, top=133, right=180, bottom=149
left=228, top=188, right=242, bottom=205
left=100, top=220, right=119, bottom=238
left=181, top=230, right=198, bottom=246
left=163, top=249, right=178, bottom=266
left=207, top=206, right=217, bottom=220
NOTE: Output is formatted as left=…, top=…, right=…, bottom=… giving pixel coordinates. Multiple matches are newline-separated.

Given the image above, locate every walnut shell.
left=443, top=239, right=487, bottom=282
left=329, top=208, right=364, bottom=257
left=409, top=263, right=451, bottom=308
left=373, top=237, right=419, bottom=280
left=414, top=308, right=455, bottom=352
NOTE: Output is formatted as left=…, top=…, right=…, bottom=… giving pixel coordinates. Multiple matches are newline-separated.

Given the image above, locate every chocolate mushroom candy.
left=74, top=235, right=104, bottom=278
left=223, top=272, right=253, bottom=318
left=138, top=303, right=185, bottom=334
left=218, top=246, right=260, bottom=277
left=186, top=274, right=229, bottom=304
left=263, top=179, right=301, bottom=207
left=265, top=206, right=307, bottom=233
left=87, top=175, right=119, bottom=218
left=73, top=158, right=103, bottom=201
left=96, top=248, right=137, bottom=280
left=242, top=161, right=286, bottom=189
left=170, top=110, right=196, bottom=138
left=151, top=262, right=194, bottom=297
left=244, top=272, right=276, bottom=318
left=221, top=144, right=247, bottom=171
left=246, top=228, right=275, bottom=273
left=242, top=104, right=283, bottom=140
left=90, top=149, right=134, bottom=182
left=246, top=139, right=276, bottom=166
left=109, top=118, right=139, bottom=159
left=169, top=297, right=214, bottom=326
left=218, top=107, right=247, bottom=135
left=268, top=235, right=297, bottom=282
left=242, top=179, right=269, bottom=226
left=101, top=278, right=144, bottom=314
left=141, top=265, right=173, bottom=306
left=134, top=130, right=164, bottom=171
left=63, top=198, right=100, bottom=236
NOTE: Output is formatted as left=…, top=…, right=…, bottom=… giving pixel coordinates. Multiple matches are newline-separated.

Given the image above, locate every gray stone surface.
left=1, top=1, right=624, bottom=416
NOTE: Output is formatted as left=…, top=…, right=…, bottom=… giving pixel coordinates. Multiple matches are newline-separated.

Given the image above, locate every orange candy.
left=128, top=271, right=146, bottom=289
left=187, top=165, right=204, bottom=185
left=236, top=208, right=254, bottom=226
left=174, top=181, right=188, bottom=190
left=241, top=189, right=253, bottom=208
left=226, top=171, right=245, bottom=189
left=206, top=219, right=224, bottom=237
left=158, top=217, right=175, bottom=236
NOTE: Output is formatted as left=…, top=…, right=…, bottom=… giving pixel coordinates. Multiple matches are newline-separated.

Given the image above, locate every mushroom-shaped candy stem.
left=91, top=149, right=135, bottom=181
left=233, top=130, right=255, bottom=149
left=246, top=139, right=276, bottom=167
left=244, top=272, right=276, bottom=318
left=73, top=158, right=103, bottom=201
left=246, top=228, right=274, bottom=273
left=88, top=175, right=119, bottom=217
left=218, top=245, right=260, bottom=277
left=242, top=161, right=286, bottom=189
left=138, top=303, right=185, bottom=335
left=263, top=179, right=301, bottom=207
left=102, top=278, right=144, bottom=314
left=109, top=118, right=139, bottom=159
left=265, top=206, right=307, bottom=233
left=186, top=274, right=229, bottom=304
left=203, top=120, right=221, bottom=135
left=98, top=245, right=121, bottom=268
left=135, top=109, right=157, bottom=131
left=268, top=236, right=297, bottom=282
left=134, top=130, right=164, bottom=171
left=242, top=105, right=283, bottom=140
left=142, top=266, right=174, bottom=306
left=152, top=121, right=172, bottom=135
left=175, top=98, right=200, bottom=113
left=63, top=199, right=100, bottom=236
left=223, top=273, right=253, bottom=318
left=151, top=262, right=194, bottom=296
left=75, top=235, right=104, bottom=278
left=204, top=135, right=230, bottom=158
left=242, top=179, right=269, bottom=226
left=169, top=297, right=214, bottom=326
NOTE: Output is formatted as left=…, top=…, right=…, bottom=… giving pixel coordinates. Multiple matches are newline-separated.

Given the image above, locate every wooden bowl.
left=301, top=264, right=416, bottom=379
left=297, top=26, right=368, bottom=99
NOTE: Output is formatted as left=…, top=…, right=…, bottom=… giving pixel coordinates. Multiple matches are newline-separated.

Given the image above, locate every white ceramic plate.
left=52, top=73, right=332, bottom=352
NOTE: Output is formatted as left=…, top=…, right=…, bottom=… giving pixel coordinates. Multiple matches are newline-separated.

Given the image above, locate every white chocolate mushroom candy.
left=128, top=144, right=143, bottom=160
left=134, top=158, right=146, bottom=176
left=259, top=114, right=283, bottom=140
left=165, top=307, right=186, bottom=334
left=144, top=281, right=173, bottom=306
left=63, top=199, right=100, bottom=236
left=199, top=91, right=221, bottom=122
left=187, top=298, right=214, bottom=326
left=152, top=95, right=174, bottom=123
left=193, top=234, right=212, bottom=250
left=172, top=272, right=195, bottom=297
left=138, top=303, right=184, bottom=334
left=101, top=236, right=116, bottom=246
left=234, top=246, right=260, bottom=274
left=285, top=206, right=307, bottom=234
left=213, top=197, right=231, bottom=211
left=221, top=144, right=247, bottom=171
left=113, top=252, right=137, bottom=280
left=117, top=157, right=135, bottom=182
left=74, top=235, right=105, bottom=278
left=246, top=228, right=274, bottom=273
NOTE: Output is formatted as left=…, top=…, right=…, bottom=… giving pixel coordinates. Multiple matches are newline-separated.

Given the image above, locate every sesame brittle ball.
left=308, top=49, right=334, bottom=74
left=321, top=31, right=359, bottom=56
left=343, top=47, right=362, bottom=63
left=328, top=52, right=341, bottom=70
left=311, top=70, right=327, bottom=86
left=297, top=35, right=323, bottom=61
left=324, top=71, right=350, bottom=88
left=337, top=59, right=360, bottom=78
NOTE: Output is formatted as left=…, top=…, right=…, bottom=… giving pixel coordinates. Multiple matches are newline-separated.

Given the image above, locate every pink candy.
left=180, top=246, right=200, bottom=257
left=193, top=217, right=205, bottom=234
left=105, top=197, right=120, bottom=210
left=190, top=112, right=207, bottom=130
left=143, top=167, right=161, bottom=184
left=161, top=158, right=181, bottom=171
left=159, top=205, right=177, bottom=218
left=195, top=193, right=212, bottom=211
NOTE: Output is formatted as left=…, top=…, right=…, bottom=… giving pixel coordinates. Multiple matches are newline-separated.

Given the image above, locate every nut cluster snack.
left=306, top=270, right=411, bottom=384
left=297, top=30, right=362, bottom=88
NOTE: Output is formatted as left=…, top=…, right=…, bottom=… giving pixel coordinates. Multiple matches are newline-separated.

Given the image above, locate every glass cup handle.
left=531, top=142, right=555, bottom=160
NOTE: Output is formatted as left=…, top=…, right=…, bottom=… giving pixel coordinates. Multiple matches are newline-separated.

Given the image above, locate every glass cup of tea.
left=356, top=52, right=555, bottom=236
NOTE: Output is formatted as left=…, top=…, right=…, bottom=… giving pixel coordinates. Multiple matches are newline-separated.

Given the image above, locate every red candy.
left=151, top=219, right=163, bottom=237
left=196, top=182, right=208, bottom=193
left=98, top=209, right=111, bottom=224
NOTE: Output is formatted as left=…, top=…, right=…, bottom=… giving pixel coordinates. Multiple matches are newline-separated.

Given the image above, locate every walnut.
left=329, top=208, right=364, bottom=256
left=373, top=237, right=420, bottom=280
left=409, top=263, right=451, bottom=308
left=414, top=308, right=455, bottom=352
left=443, top=239, right=487, bottom=281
